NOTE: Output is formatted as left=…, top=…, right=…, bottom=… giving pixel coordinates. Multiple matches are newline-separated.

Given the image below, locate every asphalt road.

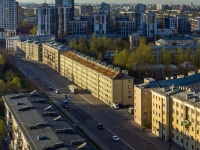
left=14, top=57, right=183, bottom=150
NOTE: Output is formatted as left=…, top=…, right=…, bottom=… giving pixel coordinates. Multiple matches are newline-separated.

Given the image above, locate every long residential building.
left=60, top=51, right=134, bottom=107
left=2, top=92, right=92, bottom=150
left=151, top=86, right=200, bottom=150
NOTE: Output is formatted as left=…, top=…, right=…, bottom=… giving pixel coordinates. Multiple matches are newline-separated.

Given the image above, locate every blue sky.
left=19, top=0, right=200, bottom=5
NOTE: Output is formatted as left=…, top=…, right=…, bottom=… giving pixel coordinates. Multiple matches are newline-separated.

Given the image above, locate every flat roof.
left=3, top=93, right=93, bottom=150
left=61, top=51, right=132, bottom=79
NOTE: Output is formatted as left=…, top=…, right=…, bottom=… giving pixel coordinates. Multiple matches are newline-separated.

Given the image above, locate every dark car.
left=49, top=87, right=53, bottom=91
left=98, top=123, right=104, bottom=130
left=119, top=103, right=124, bottom=108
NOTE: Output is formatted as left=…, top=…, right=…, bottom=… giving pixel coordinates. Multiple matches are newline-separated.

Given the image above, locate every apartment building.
left=42, top=41, right=70, bottom=72
left=60, top=51, right=134, bottom=107
left=143, top=13, right=157, bottom=38
left=129, top=33, right=141, bottom=47
left=4, top=0, right=17, bottom=38
left=189, top=17, right=200, bottom=31
left=94, top=13, right=109, bottom=35
left=155, top=37, right=195, bottom=46
left=134, top=4, right=146, bottom=31
left=6, top=34, right=55, bottom=55
left=67, top=20, right=88, bottom=35
left=79, top=5, right=93, bottom=15
left=2, top=93, right=90, bottom=150
left=0, top=0, right=4, bottom=39
left=134, top=73, right=200, bottom=127
left=116, top=16, right=135, bottom=38
left=151, top=86, right=200, bottom=150
left=17, top=40, right=42, bottom=61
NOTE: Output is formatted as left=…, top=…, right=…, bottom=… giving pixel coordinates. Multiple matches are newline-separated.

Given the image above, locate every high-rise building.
left=134, top=4, right=146, bottom=31
left=0, top=0, right=4, bottom=39
left=0, top=0, right=17, bottom=39
left=143, top=13, right=157, bottom=38
left=55, top=0, right=74, bottom=20
left=4, top=0, right=17, bottom=38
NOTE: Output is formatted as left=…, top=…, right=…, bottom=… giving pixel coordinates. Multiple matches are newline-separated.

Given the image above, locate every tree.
left=176, top=47, right=185, bottom=65
left=69, top=39, right=78, bottom=50
left=0, top=80, right=5, bottom=95
left=4, top=70, right=15, bottom=82
left=30, top=26, right=37, bottom=35
left=113, top=49, right=128, bottom=67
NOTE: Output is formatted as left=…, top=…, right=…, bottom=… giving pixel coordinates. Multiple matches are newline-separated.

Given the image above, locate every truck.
left=69, top=85, right=78, bottom=94
left=62, top=100, right=69, bottom=108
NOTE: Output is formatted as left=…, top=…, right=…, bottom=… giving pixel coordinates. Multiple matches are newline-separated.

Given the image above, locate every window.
left=176, top=119, right=179, bottom=124
left=176, top=136, right=178, bottom=140
left=197, top=130, right=199, bottom=134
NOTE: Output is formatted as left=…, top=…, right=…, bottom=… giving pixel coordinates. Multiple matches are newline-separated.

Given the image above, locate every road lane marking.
left=78, top=94, right=94, bottom=105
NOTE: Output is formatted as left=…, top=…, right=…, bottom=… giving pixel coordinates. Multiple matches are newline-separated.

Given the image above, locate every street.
left=15, top=58, right=183, bottom=150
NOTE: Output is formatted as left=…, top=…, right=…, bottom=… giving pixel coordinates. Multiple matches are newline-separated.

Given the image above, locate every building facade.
left=94, top=14, right=109, bottom=35
left=116, top=16, right=135, bottom=37
left=60, top=51, right=134, bottom=107
left=67, top=20, right=88, bottom=35
left=143, top=13, right=157, bottom=38
left=189, top=17, right=200, bottom=31
left=151, top=86, right=200, bottom=150
left=42, top=42, right=69, bottom=72
left=134, top=73, right=200, bottom=127
left=17, top=40, right=42, bottom=61
left=79, top=5, right=93, bottom=15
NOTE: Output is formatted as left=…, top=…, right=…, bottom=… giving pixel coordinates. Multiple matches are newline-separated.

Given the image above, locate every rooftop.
left=6, top=34, right=55, bottom=40
left=136, top=73, right=200, bottom=89
left=61, top=51, right=132, bottom=79
left=3, top=93, right=93, bottom=150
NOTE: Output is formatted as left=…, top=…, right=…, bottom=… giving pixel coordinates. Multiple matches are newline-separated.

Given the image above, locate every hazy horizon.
left=18, top=0, right=200, bottom=5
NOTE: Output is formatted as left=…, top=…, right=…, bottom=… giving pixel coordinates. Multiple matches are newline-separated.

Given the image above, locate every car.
left=64, top=94, right=67, bottom=98
left=49, top=87, right=53, bottom=91
left=55, top=89, right=60, bottom=94
left=112, top=135, right=120, bottom=141
left=98, top=123, right=104, bottom=130
left=113, top=102, right=119, bottom=109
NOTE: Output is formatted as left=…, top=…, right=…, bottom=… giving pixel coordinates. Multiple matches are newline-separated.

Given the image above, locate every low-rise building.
left=155, top=37, right=195, bottom=46
left=129, top=33, right=141, bottom=47
left=189, top=17, right=200, bottom=31
left=6, top=34, right=55, bottom=55
left=60, top=51, right=134, bottom=107
left=17, top=40, right=42, bottom=61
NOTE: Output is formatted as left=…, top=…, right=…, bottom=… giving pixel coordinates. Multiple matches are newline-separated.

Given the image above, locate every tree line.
left=69, top=36, right=200, bottom=79
left=69, top=34, right=129, bottom=60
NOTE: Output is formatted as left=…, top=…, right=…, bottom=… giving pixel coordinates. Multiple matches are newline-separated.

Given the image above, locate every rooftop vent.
left=16, top=102, right=23, bottom=105
left=37, top=135, right=47, bottom=140
left=29, top=122, right=48, bottom=130
left=10, top=94, right=25, bottom=99
left=31, top=99, right=46, bottom=103
left=55, top=128, right=74, bottom=133
left=18, top=106, right=34, bottom=111
left=71, top=139, right=85, bottom=145
left=45, top=105, right=53, bottom=110
left=52, top=142, right=64, bottom=149
left=53, top=116, right=63, bottom=121
left=114, top=67, right=121, bottom=72
left=41, top=111, right=58, bottom=116
left=186, top=93, right=193, bottom=99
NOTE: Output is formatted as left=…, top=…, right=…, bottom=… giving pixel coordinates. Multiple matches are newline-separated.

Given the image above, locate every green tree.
left=176, top=47, right=185, bottom=65
left=0, top=80, right=5, bottom=95
left=4, top=70, right=15, bottom=82
left=78, top=37, right=88, bottom=53
left=69, top=39, right=78, bottom=50
left=113, top=49, right=128, bottom=67
left=30, top=26, right=37, bottom=35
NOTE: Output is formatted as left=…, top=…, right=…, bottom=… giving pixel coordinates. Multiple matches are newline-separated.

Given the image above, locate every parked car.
left=55, top=89, right=60, bottom=94
left=112, top=135, right=120, bottom=141
left=64, top=94, right=67, bottom=98
left=98, top=123, right=104, bottom=130
left=113, top=103, right=119, bottom=109
left=49, top=87, right=53, bottom=91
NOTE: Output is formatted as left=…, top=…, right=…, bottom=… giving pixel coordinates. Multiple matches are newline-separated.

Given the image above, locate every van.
left=55, top=89, right=60, bottom=94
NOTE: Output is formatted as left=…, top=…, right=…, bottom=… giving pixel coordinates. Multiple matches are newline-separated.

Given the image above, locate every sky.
left=18, top=0, right=200, bottom=5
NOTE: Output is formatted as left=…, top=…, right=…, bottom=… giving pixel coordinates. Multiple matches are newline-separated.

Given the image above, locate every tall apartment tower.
left=55, top=0, right=74, bottom=20
left=134, top=4, right=146, bottom=32
left=0, top=0, right=4, bottom=39
left=0, top=0, right=17, bottom=39
left=4, top=0, right=17, bottom=37
left=143, top=13, right=157, bottom=38
left=37, top=4, right=57, bottom=35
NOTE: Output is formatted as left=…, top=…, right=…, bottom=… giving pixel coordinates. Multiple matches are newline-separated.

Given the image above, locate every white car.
left=112, top=135, right=120, bottom=141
